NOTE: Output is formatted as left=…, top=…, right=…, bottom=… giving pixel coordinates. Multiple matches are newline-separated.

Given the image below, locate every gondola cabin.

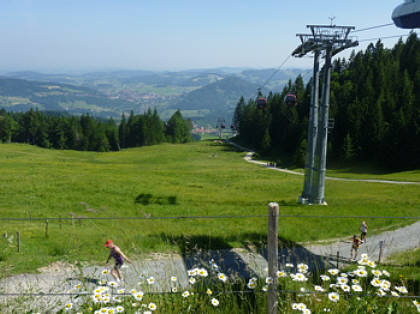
left=256, top=97, right=267, bottom=109
left=392, top=0, right=420, bottom=29
left=284, top=93, right=297, bottom=106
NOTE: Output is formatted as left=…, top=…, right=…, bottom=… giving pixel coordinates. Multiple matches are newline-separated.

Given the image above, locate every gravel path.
left=229, top=140, right=420, bottom=185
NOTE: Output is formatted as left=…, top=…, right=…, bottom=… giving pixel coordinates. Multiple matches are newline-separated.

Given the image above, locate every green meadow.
left=0, top=140, right=419, bottom=276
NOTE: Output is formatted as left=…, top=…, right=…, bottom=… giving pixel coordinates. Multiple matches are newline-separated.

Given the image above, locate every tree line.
left=233, top=33, right=420, bottom=169
left=0, top=108, right=193, bottom=151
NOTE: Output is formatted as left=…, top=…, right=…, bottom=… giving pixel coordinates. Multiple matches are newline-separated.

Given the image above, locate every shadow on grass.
left=154, top=232, right=338, bottom=280
left=135, top=193, right=177, bottom=206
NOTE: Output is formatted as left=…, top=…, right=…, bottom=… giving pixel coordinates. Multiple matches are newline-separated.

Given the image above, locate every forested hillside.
left=233, top=34, right=420, bottom=169
left=0, top=108, right=192, bottom=152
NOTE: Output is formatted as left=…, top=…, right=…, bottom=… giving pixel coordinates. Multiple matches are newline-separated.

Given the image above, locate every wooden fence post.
left=336, top=251, right=339, bottom=269
left=378, top=240, right=385, bottom=264
left=45, top=219, right=49, bottom=238
left=17, top=232, right=20, bottom=252
left=267, top=202, right=279, bottom=314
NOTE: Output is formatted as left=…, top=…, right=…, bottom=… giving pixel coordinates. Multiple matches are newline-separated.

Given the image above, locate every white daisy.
left=211, top=298, right=219, bottom=306
left=328, top=292, right=339, bottom=302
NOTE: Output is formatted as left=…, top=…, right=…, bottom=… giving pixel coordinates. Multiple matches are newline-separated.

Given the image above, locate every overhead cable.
left=351, top=23, right=394, bottom=33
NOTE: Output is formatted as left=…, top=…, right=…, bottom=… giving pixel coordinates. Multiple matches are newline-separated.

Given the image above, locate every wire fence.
left=1, top=214, right=420, bottom=221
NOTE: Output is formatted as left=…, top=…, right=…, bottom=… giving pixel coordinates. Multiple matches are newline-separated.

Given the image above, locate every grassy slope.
left=0, top=141, right=419, bottom=275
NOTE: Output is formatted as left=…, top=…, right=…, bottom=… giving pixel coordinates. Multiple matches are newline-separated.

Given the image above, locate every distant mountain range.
left=0, top=68, right=309, bottom=125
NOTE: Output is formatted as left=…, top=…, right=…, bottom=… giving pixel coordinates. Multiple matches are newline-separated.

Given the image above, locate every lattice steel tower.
left=293, top=25, right=358, bottom=205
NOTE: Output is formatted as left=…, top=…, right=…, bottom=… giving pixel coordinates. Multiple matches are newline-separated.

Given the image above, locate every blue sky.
left=0, top=0, right=413, bottom=72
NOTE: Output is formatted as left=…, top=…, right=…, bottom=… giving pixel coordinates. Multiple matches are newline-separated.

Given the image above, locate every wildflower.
left=217, top=273, right=227, bottom=282
left=297, top=263, right=309, bottom=273
left=347, top=271, right=355, bottom=277
left=320, top=275, right=330, bottom=281
left=113, top=296, right=122, bottom=303
left=102, top=296, right=110, bottom=303
left=395, top=286, right=408, bottom=294
left=189, top=277, right=196, bottom=285
left=170, top=276, right=177, bottom=282
left=361, top=253, right=368, bottom=259
left=337, top=277, right=348, bottom=285
left=116, top=306, right=124, bottom=313
left=355, top=269, right=368, bottom=277
left=285, top=263, right=294, bottom=268
left=92, top=294, right=102, bottom=303
left=377, top=289, right=386, bottom=297
left=371, top=269, right=382, bottom=277
left=352, top=284, right=363, bottom=292
left=211, top=298, right=219, bottom=307
left=148, top=303, right=157, bottom=311
left=144, top=312, right=152, bottom=314
left=380, top=279, right=391, bottom=291
left=293, top=273, right=308, bottom=282
left=108, top=281, right=119, bottom=288
left=303, top=309, right=312, bottom=314
left=247, top=281, right=256, bottom=289
left=117, top=289, right=125, bottom=294
left=249, top=277, right=258, bottom=283
left=328, top=292, right=339, bottom=302
left=352, top=279, right=359, bottom=284
left=370, top=278, right=381, bottom=287
left=64, top=303, right=73, bottom=311
left=382, top=270, right=390, bottom=277
left=329, top=283, right=338, bottom=289
left=206, top=288, right=212, bottom=295
left=368, top=260, right=376, bottom=268
left=147, top=277, right=155, bottom=285
left=292, top=303, right=299, bottom=310
left=412, top=300, right=419, bottom=306
left=391, top=291, right=399, bottom=297
left=130, top=289, right=137, bottom=295
left=262, top=285, right=268, bottom=292
left=314, top=285, right=325, bottom=292
left=102, top=269, right=109, bottom=275
left=107, top=309, right=115, bottom=314
left=75, top=283, right=82, bottom=290
left=198, top=268, right=208, bottom=277
left=277, top=270, right=287, bottom=278
left=358, top=258, right=369, bottom=266
left=171, top=287, right=177, bottom=293
left=339, top=273, right=348, bottom=278
left=297, top=303, right=307, bottom=311
left=265, top=276, right=273, bottom=284
left=187, top=268, right=198, bottom=277
left=99, top=279, right=107, bottom=285
left=341, top=284, right=351, bottom=292
left=133, top=292, right=144, bottom=301
left=182, top=290, right=190, bottom=298
left=323, top=309, right=331, bottom=312
left=327, top=269, right=339, bottom=276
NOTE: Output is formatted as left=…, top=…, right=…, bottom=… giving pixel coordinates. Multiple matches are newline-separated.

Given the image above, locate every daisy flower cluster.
left=60, top=254, right=416, bottom=313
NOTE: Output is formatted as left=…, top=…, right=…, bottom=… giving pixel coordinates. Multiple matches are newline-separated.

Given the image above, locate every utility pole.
left=293, top=24, right=358, bottom=205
